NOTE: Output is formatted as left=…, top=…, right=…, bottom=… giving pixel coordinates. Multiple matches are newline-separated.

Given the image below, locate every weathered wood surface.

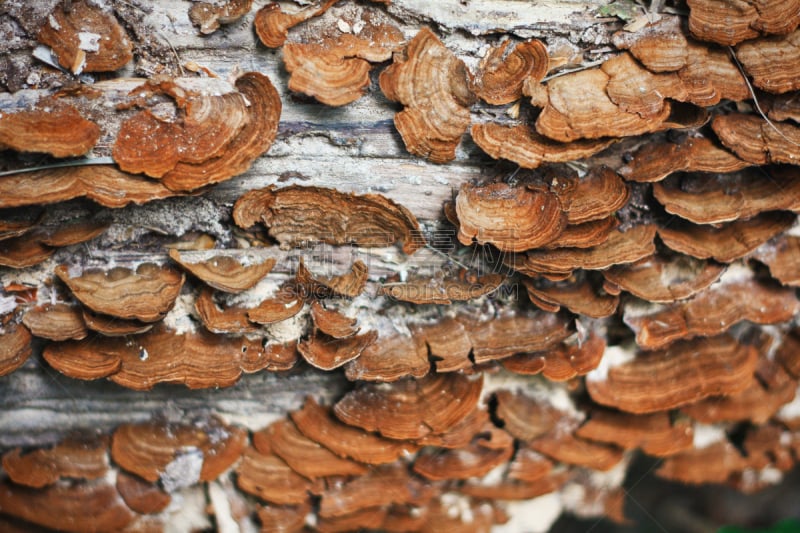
left=0, top=0, right=618, bottom=448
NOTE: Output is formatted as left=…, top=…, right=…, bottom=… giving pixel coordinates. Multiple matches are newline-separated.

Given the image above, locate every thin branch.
left=541, top=59, right=606, bottom=82
left=728, top=45, right=800, bottom=148
left=0, top=157, right=115, bottom=177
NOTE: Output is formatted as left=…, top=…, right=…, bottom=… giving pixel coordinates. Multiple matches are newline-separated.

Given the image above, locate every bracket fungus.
left=333, top=373, right=483, bottom=440
left=2, top=437, right=108, bottom=489
left=0, top=165, right=180, bottom=209
left=586, top=335, right=758, bottom=413
left=657, top=212, right=796, bottom=263
left=712, top=113, right=800, bottom=165
left=168, top=249, right=275, bottom=293
left=283, top=24, right=404, bottom=106
left=653, top=169, right=800, bottom=225
left=37, top=0, right=133, bottom=74
left=0, top=323, right=32, bottom=377
left=254, top=0, right=339, bottom=48
left=112, top=81, right=250, bottom=179
left=618, top=135, right=750, bottom=183
left=5, top=0, right=800, bottom=528
left=291, top=397, right=417, bottom=464
left=379, top=27, right=475, bottom=163
left=189, top=0, right=253, bottom=35
left=22, top=303, right=88, bottom=341
left=624, top=271, right=800, bottom=350
left=0, top=103, right=100, bottom=157
left=471, top=39, right=549, bottom=105
left=603, top=253, right=726, bottom=303
left=686, top=0, right=800, bottom=45
left=111, top=416, right=246, bottom=485
left=455, top=182, right=565, bottom=252
left=43, top=327, right=298, bottom=389
left=509, top=224, right=656, bottom=277
left=55, top=263, right=184, bottom=323
left=234, top=185, right=422, bottom=254
left=471, top=123, right=616, bottom=170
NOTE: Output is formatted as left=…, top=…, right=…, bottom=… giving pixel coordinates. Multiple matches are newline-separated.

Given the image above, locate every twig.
left=0, top=157, right=116, bottom=177
left=728, top=46, right=800, bottom=148
left=542, top=59, right=606, bottom=82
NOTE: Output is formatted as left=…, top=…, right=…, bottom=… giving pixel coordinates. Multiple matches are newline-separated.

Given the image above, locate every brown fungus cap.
left=601, top=52, right=686, bottom=118
left=712, top=113, right=800, bottom=165
left=753, top=234, right=800, bottom=286
left=603, top=253, right=726, bottom=303
left=509, top=224, right=656, bottom=277
left=37, top=0, right=133, bottom=73
left=344, top=331, right=429, bottom=381
left=310, top=301, right=359, bottom=338
left=0, top=103, right=100, bottom=158
left=333, top=372, right=483, bottom=440
left=681, top=364, right=797, bottom=425
left=43, top=327, right=297, bottom=389
left=111, top=415, right=247, bottom=484
left=0, top=165, right=180, bottom=209
left=254, top=0, right=339, bottom=48
left=189, top=0, right=253, bottom=35
left=462, top=311, right=573, bottom=364
left=256, top=503, right=311, bottom=532
left=236, top=446, right=319, bottom=505
left=501, top=332, right=606, bottom=380
left=80, top=308, right=154, bottom=337
left=686, top=0, right=800, bottom=45
left=194, top=287, right=260, bottom=335
left=298, top=330, right=378, bottom=371
left=234, top=185, right=422, bottom=255
left=558, top=167, right=630, bottom=225
left=0, top=323, right=32, bottom=376
left=535, top=68, right=671, bottom=142
left=543, top=216, right=619, bottom=250
left=523, top=276, right=619, bottom=318
left=55, top=263, right=185, bottom=323
left=455, top=181, right=565, bottom=252
left=159, top=72, right=282, bottom=192
left=0, top=479, right=136, bottom=533
left=653, top=170, right=800, bottom=225
left=494, top=389, right=559, bottom=441
left=169, top=249, right=275, bottom=293
left=22, top=303, right=88, bottom=341
left=576, top=410, right=694, bottom=457
left=530, top=432, right=625, bottom=471
left=296, top=258, right=369, bottom=298
left=413, top=428, right=514, bottom=481
left=618, top=136, right=750, bottom=183
left=291, top=397, right=418, bottom=464
left=657, top=212, right=795, bottom=263
left=2, top=437, right=109, bottom=489
left=379, top=27, right=475, bottom=163
left=256, top=419, right=368, bottom=479
left=586, top=335, right=758, bottom=413
left=507, top=448, right=554, bottom=483
left=471, top=39, right=549, bottom=105
left=283, top=26, right=404, bottom=106
left=612, top=15, right=689, bottom=73
left=113, top=83, right=250, bottom=179
left=246, top=286, right=305, bottom=325
left=471, top=123, right=615, bottom=169
left=656, top=440, right=748, bottom=484
left=410, top=317, right=472, bottom=372
left=320, top=463, right=433, bottom=519
left=735, top=30, right=800, bottom=94
left=115, top=471, right=171, bottom=515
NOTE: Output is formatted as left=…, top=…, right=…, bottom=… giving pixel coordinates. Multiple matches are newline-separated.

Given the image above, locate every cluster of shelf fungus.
left=2, top=0, right=800, bottom=531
